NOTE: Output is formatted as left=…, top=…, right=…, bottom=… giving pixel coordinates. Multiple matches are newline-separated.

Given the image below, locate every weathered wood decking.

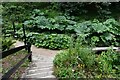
left=92, top=47, right=120, bottom=52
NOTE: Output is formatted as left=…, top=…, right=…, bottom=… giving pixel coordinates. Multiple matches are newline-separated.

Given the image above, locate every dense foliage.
left=2, top=2, right=120, bottom=22
left=53, top=2, right=120, bottom=20
left=24, top=10, right=120, bottom=47
left=2, top=2, right=50, bottom=22
left=2, top=2, right=120, bottom=50
left=53, top=37, right=120, bottom=78
left=24, top=9, right=76, bottom=33
left=1, top=2, right=120, bottom=79
left=76, top=19, right=120, bottom=46
left=0, top=37, right=15, bottom=51
left=26, top=33, right=71, bottom=50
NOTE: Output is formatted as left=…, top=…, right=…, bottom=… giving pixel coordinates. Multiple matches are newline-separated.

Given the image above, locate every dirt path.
left=14, top=41, right=59, bottom=79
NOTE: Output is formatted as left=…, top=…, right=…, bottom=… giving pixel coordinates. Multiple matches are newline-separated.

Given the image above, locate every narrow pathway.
left=14, top=41, right=59, bottom=79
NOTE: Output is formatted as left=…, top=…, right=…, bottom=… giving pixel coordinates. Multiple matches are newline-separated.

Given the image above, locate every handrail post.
left=22, top=23, right=27, bottom=46
left=12, top=21, right=16, bottom=38
left=27, top=42, right=32, bottom=62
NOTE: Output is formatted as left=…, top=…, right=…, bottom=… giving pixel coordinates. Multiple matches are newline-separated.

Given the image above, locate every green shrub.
left=75, top=19, right=120, bottom=46
left=97, top=49, right=120, bottom=76
left=1, top=37, right=16, bottom=51
left=16, top=28, right=25, bottom=40
left=53, top=37, right=96, bottom=78
left=53, top=37, right=120, bottom=78
left=27, top=32, right=71, bottom=50
left=24, top=9, right=76, bottom=32
left=25, top=12, right=120, bottom=47
left=54, top=50, right=120, bottom=78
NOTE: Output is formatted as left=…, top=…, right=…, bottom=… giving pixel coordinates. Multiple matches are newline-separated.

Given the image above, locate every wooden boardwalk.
left=14, top=41, right=59, bottom=79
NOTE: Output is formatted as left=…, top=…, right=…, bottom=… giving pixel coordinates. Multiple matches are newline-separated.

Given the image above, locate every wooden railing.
left=1, top=42, right=32, bottom=80
left=92, top=47, right=120, bottom=52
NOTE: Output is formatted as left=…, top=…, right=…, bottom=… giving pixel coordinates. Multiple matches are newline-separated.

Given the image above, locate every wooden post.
left=22, top=23, right=27, bottom=46
left=12, top=21, right=16, bottom=38
left=27, top=42, right=32, bottom=62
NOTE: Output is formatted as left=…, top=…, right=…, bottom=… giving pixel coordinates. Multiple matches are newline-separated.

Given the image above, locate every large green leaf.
left=92, top=23, right=108, bottom=33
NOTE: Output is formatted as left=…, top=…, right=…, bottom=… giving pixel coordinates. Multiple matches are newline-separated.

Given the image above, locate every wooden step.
left=28, top=67, right=53, bottom=74
left=25, top=71, right=54, bottom=78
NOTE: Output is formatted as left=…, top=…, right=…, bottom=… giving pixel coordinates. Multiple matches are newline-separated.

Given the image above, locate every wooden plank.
left=1, top=45, right=27, bottom=59
left=92, top=47, right=120, bottom=51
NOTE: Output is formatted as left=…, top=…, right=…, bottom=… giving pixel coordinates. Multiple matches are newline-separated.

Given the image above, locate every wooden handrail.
left=1, top=42, right=32, bottom=79
left=2, top=52, right=32, bottom=79
left=1, top=45, right=27, bottom=59
left=92, top=47, right=120, bottom=51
